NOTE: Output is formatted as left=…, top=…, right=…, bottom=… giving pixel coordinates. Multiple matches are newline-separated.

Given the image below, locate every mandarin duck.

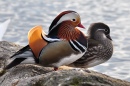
left=68, top=22, right=113, bottom=68
left=3, top=11, right=87, bottom=71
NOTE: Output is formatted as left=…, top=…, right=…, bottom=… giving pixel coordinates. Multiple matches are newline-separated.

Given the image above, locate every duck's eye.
left=72, top=19, right=76, bottom=22
left=105, top=29, right=108, bottom=32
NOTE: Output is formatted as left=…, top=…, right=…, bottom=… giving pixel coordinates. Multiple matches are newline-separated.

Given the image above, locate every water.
left=0, top=0, right=130, bottom=81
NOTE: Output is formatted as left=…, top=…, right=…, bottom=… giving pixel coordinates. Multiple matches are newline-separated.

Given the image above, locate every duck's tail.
left=4, top=45, right=36, bottom=70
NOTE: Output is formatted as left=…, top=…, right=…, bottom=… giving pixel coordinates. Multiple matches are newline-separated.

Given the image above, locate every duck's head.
left=87, top=22, right=112, bottom=40
left=48, top=10, right=85, bottom=40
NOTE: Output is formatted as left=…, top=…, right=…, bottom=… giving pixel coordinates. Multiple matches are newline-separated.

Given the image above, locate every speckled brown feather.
left=71, top=38, right=113, bottom=68
left=68, top=23, right=113, bottom=68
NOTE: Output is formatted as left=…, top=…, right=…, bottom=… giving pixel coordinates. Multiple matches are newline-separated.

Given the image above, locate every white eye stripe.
left=57, top=12, right=78, bottom=24
left=49, top=12, right=78, bottom=32
left=97, top=29, right=105, bottom=31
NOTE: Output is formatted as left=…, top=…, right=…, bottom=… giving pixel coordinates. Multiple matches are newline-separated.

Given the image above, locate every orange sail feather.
left=28, top=26, right=47, bottom=58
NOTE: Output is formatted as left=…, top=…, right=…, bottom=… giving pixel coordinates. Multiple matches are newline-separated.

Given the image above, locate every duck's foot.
left=59, top=66, right=74, bottom=70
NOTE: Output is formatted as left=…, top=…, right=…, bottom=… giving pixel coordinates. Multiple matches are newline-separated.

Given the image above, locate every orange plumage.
left=28, top=26, right=47, bottom=58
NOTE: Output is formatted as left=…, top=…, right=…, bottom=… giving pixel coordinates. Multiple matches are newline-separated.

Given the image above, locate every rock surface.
left=0, top=41, right=130, bottom=86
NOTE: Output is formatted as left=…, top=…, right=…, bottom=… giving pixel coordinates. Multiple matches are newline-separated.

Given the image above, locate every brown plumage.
left=57, top=22, right=81, bottom=40
left=68, top=22, right=113, bottom=68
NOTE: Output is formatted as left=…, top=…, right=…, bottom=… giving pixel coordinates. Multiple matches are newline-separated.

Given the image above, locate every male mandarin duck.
left=4, top=11, right=87, bottom=71
left=68, top=22, right=113, bottom=68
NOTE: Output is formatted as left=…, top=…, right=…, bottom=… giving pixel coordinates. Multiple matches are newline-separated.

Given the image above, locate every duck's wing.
left=68, top=39, right=104, bottom=68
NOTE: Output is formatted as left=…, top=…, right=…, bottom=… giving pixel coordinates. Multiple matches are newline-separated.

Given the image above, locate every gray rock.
left=0, top=41, right=130, bottom=86
left=0, top=41, right=22, bottom=69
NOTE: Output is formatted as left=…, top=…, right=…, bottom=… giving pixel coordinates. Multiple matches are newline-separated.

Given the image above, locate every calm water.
left=0, top=0, right=130, bottom=81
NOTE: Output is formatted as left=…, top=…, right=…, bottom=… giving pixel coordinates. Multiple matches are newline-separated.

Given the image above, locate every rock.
left=0, top=41, right=22, bottom=69
left=0, top=41, right=130, bottom=86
